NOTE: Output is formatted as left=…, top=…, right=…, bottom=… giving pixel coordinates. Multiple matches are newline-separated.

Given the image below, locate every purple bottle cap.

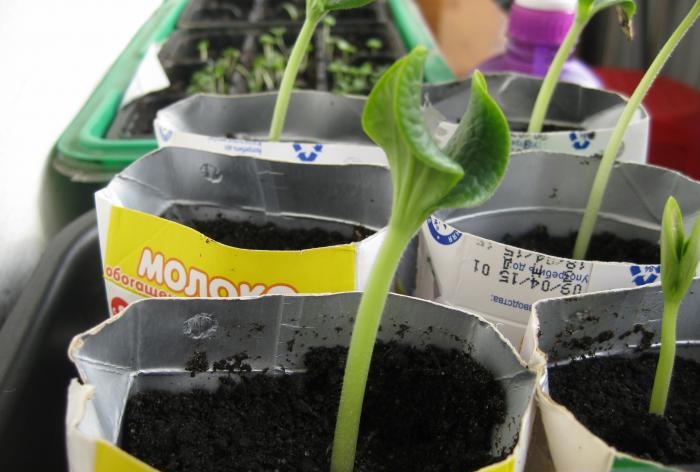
left=508, top=0, right=576, bottom=46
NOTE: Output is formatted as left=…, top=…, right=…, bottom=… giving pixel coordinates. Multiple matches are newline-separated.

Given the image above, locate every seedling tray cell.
left=177, top=0, right=260, bottom=29
left=257, top=0, right=388, bottom=26
left=158, top=29, right=254, bottom=81
left=107, top=30, right=254, bottom=140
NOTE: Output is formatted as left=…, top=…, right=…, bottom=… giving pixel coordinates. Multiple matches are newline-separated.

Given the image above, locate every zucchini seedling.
left=572, top=0, right=700, bottom=259
left=330, top=46, right=511, bottom=472
left=528, top=0, right=636, bottom=133
left=268, top=0, right=375, bottom=141
left=649, top=197, right=700, bottom=416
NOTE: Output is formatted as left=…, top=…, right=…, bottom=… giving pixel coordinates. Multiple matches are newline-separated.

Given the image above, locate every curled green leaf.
left=362, top=46, right=463, bottom=227
left=438, top=71, right=510, bottom=209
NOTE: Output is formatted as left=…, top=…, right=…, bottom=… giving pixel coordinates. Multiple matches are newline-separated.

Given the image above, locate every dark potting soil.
left=122, top=342, right=508, bottom=472
left=109, top=90, right=184, bottom=138
left=507, top=122, right=585, bottom=133
left=549, top=353, right=700, bottom=465
left=501, top=225, right=659, bottom=264
left=174, top=216, right=374, bottom=250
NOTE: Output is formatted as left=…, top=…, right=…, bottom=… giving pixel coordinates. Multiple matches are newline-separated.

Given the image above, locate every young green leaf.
left=528, top=0, right=637, bottom=133
left=649, top=197, right=700, bottom=416
left=572, top=0, right=700, bottom=260
left=281, top=2, right=301, bottom=21
left=660, top=198, right=700, bottom=304
left=331, top=46, right=510, bottom=472
left=438, top=72, right=510, bottom=209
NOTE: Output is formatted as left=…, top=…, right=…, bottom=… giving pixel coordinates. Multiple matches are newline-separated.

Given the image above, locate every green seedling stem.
left=268, top=0, right=376, bottom=141
left=528, top=0, right=636, bottom=134
left=198, top=40, right=210, bottom=62
left=572, top=0, right=700, bottom=260
left=649, top=197, right=700, bottom=416
left=330, top=47, right=510, bottom=472
left=268, top=13, right=319, bottom=141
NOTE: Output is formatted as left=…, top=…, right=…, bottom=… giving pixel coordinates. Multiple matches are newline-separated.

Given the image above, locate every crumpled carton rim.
left=67, top=293, right=538, bottom=472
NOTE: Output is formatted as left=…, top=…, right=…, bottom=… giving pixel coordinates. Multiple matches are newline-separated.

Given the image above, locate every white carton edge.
left=66, top=380, right=97, bottom=472
left=436, top=108, right=649, bottom=163
left=154, top=117, right=389, bottom=167
left=417, top=215, right=674, bottom=346
left=120, top=44, right=170, bottom=108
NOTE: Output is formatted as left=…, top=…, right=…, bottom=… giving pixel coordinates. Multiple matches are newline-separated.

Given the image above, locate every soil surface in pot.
left=163, top=211, right=374, bottom=250
left=549, top=353, right=700, bottom=465
left=122, top=342, right=509, bottom=472
left=501, top=225, right=659, bottom=264
left=114, top=90, right=184, bottom=138
left=507, top=122, right=585, bottom=133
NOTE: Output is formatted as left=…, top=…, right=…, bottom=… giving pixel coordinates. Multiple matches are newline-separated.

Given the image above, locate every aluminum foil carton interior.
left=426, top=73, right=649, bottom=163
left=416, top=152, right=700, bottom=346
left=67, top=293, right=536, bottom=472
left=522, top=279, right=700, bottom=472
left=95, top=147, right=417, bottom=315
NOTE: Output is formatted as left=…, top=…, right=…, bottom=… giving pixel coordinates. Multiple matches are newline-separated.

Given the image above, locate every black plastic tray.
left=108, top=19, right=404, bottom=139
left=0, top=211, right=107, bottom=471
left=107, top=89, right=186, bottom=139
left=177, top=0, right=388, bottom=30
left=256, top=0, right=388, bottom=25
left=177, top=0, right=261, bottom=29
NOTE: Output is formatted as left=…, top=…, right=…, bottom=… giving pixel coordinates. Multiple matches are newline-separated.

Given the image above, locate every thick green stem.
left=268, top=14, right=320, bottom=141
left=528, top=18, right=587, bottom=134
left=331, top=223, right=413, bottom=472
left=649, top=300, right=680, bottom=416
left=572, top=1, right=700, bottom=260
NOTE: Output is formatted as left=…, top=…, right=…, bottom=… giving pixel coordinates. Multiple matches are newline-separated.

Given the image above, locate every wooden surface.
left=418, top=0, right=507, bottom=77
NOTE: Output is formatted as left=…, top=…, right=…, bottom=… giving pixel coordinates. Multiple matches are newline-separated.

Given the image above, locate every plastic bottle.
left=478, top=0, right=602, bottom=88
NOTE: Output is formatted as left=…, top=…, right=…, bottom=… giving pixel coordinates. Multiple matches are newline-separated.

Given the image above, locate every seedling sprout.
left=330, top=46, right=511, bottom=472
left=649, top=197, right=700, bottom=416
left=572, top=0, right=700, bottom=259
left=528, top=0, right=636, bottom=133
left=268, top=0, right=376, bottom=141
left=187, top=47, right=242, bottom=95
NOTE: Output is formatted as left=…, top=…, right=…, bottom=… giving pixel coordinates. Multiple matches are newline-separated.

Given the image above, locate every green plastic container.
left=387, top=0, right=455, bottom=83
left=54, top=0, right=188, bottom=182
left=54, top=0, right=453, bottom=182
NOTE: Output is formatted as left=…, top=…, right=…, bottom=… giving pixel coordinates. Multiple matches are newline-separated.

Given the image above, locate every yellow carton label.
left=480, top=456, right=515, bottom=472
left=95, top=441, right=157, bottom=472
left=104, top=208, right=356, bottom=309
